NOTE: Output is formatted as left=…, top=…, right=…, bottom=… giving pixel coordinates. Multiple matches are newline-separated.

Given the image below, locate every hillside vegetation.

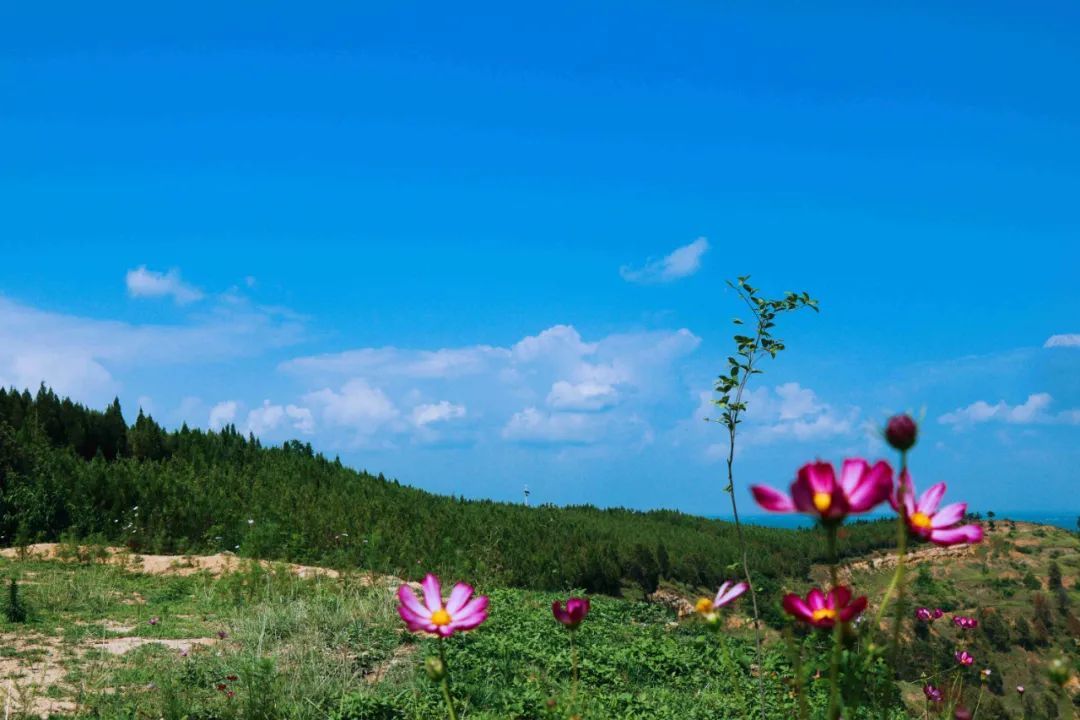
left=0, top=387, right=896, bottom=596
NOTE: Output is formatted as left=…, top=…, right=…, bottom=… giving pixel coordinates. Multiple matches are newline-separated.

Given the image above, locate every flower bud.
left=885, top=414, right=918, bottom=451
left=424, top=656, right=447, bottom=682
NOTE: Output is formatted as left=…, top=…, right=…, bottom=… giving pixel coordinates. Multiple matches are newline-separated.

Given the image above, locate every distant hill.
left=0, top=385, right=899, bottom=596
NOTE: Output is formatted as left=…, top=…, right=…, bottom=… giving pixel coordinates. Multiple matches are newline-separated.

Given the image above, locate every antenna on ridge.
left=523, top=485, right=531, bottom=507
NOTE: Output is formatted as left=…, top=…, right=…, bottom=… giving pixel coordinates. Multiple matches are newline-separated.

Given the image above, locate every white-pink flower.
left=397, top=574, right=489, bottom=638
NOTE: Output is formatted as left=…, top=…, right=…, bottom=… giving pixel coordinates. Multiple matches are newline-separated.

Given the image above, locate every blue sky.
left=1, top=2, right=1077, bottom=514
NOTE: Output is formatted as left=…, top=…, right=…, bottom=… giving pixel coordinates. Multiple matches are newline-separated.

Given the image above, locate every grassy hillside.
left=1, top=524, right=1075, bottom=718
left=0, top=543, right=906, bottom=719
left=0, top=386, right=898, bottom=596
left=836, top=519, right=1080, bottom=719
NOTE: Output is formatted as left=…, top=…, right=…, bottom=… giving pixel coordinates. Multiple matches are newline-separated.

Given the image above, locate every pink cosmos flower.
left=954, top=706, right=972, bottom=720
left=923, top=684, right=943, bottom=703
left=397, top=574, right=489, bottom=638
left=890, top=472, right=983, bottom=546
left=915, top=607, right=932, bottom=622
left=952, top=615, right=978, bottom=630
left=696, top=580, right=748, bottom=619
left=752, top=459, right=893, bottom=523
left=711, top=580, right=748, bottom=608
left=782, top=586, right=867, bottom=629
left=932, top=608, right=944, bottom=620
left=955, top=650, right=974, bottom=666
left=552, top=597, right=590, bottom=629
left=1016, top=685, right=1025, bottom=696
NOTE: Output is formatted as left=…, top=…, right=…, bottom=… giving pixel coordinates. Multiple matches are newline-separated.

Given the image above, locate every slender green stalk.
left=783, top=626, right=809, bottom=720
left=715, top=279, right=818, bottom=720
left=826, top=524, right=843, bottom=720
left=890, top=450, right=910, bottom=661
left=438, top=641, right=459, bottom=720
left=872, top=449, right=910, bottom=649
left=724, top=421, right=767, bottom=720
left=719, top=632, right=748, bottom=713
left=569, top=629, right=579, bottom=712
left=972, top=683, right=984, bottom=719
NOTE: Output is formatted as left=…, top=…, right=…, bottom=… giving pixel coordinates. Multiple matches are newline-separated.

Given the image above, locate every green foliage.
left=0, top=386, right=898, bottom=598
left=3, top=576, right=28, bottom=623
left=712, top=277, right=819, bottom=444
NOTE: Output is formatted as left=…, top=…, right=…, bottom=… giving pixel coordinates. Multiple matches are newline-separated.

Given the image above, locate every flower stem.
left=438, top=641, right=458, bottom=720
left=872, top=450, right=910, bottom=650
left=724, top=350, right=768, bottom=720
left=890, top=450, right=910, bottom=662
left=784, top=626, right=809, bottom=720
left=826, top=523, right=843, bottom=720
left=570, top=629, right=579, bottom=712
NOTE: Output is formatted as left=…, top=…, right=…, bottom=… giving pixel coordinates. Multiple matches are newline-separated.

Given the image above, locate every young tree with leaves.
left=712, top=276, right=818, bottom=719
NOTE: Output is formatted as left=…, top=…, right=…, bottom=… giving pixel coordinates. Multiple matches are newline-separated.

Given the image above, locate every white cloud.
left=547, top=380, right=618, bottom=411
left=125, top=266, right=204, bottom=304
left=304, top=379, right=399, bottom=435
left=286, top=405, right=315, bottom=434
left=620, top=238, right=710, bottom=284
left=0, top=295, right=304, bottom=406
left=246, top=400, right=285, bottom=435
left=209, top=400, right=238, bottom=430
left=284, top=324, right=699, bottom=448
left=1044, top=334, right=1080, bottom=348
left=692, top=382, right=860, bottom=455
left=243, top=400, right=316, bottom=436
left=512, top=325, right=595, bottom=363
left=938, top=393, right=1079, bottom=427
left=411, top=401, right=467, bottom=427
left=501, top=407, right=600, bottom=444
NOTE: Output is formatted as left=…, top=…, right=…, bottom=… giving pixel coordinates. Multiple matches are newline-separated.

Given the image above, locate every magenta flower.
left=752, top=459, right=893, bottom=523
left=1016, top=685, right=1025, bottom=696
left=932, top=608, right=944, bottom=620
left=782, top=586, right=867, bottom=629
left=552, top=597, right=590, bottom=630
left=952, top=615, right=978, bottom=630
left=954, top=706, right=972, bottom=720
left=397, top=574, right=489, bottom=638
left=955, top=650, right=974, bottom=666
left=923, top=684, right=943, bottom=703
left=915, top=607, right=932, bottom=622
left=890, top=472, right=983, bottom=546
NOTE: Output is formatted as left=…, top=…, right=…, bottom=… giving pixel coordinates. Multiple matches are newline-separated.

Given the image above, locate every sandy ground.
left=0, top=543, right=340, bottom=579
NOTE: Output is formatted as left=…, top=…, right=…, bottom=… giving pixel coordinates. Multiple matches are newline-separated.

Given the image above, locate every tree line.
left=0, top=385, right=898, bottom=597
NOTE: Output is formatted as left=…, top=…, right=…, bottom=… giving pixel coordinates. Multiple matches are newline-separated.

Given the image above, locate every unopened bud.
left=885, top=414, right=918, bottom=451
left=424, top=656, right=447, bottom=682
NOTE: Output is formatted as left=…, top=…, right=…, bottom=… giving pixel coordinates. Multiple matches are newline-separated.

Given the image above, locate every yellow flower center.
left=695, top=598, right=713, bottom=614
left=910, top=512, right=932, bottom=529
left=811, top=608, right=838, bottom=623
left=431, top=608, right=452, bottom=626
left=813, top=492, right=832, bottom=513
